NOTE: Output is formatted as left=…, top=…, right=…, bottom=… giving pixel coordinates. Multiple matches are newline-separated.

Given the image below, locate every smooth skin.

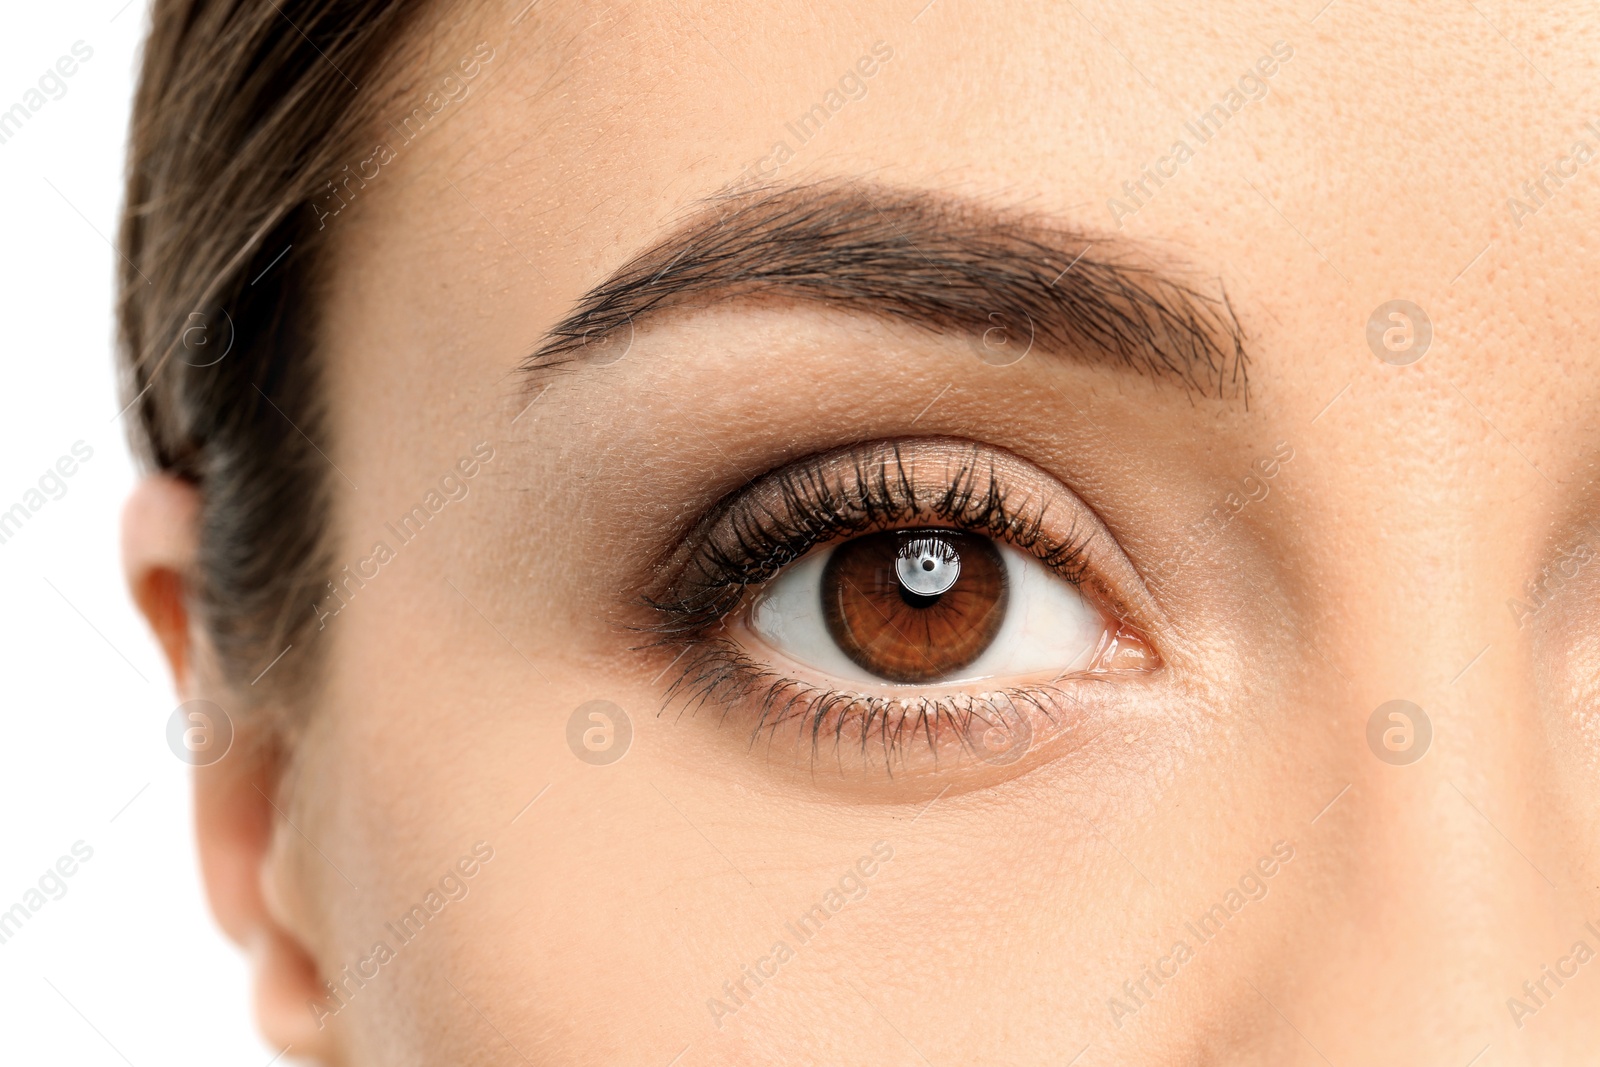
left=124, top=0, right=1600, bottom=1063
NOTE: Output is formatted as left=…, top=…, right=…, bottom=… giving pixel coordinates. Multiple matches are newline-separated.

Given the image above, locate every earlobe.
left=122, top=475, right=335, bottom=1060
left=252, top=920, right=337, bottom=1054
left=196, top=751, right=335, bottom=1059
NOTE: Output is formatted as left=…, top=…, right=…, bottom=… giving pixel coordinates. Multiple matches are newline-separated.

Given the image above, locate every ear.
left=121, top=474, right=199, bottom=687
left=122, top=475, right=335, bottom=1059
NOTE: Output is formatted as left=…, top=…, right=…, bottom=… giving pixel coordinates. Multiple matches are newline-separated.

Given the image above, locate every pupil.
left=895, top=534, right=961, bottom=596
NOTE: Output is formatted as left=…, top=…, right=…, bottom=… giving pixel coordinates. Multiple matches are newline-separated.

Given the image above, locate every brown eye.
left=821, top=530, right=1008, bottom=684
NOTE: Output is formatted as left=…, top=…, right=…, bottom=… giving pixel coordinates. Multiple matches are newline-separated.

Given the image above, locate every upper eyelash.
left=641, top=441, right=1094, bottom=637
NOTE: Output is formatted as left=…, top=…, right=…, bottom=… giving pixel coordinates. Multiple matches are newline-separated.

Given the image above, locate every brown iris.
left=821, top=529, right=1008, bottom=684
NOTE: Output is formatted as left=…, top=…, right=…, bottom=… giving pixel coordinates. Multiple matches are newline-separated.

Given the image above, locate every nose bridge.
left=1295, top=374, right=1570, bottom=1027
left=1306, top=368, right=1521, bottom=701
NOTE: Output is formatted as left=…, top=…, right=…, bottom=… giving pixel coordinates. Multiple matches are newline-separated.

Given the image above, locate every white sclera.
left=747, top=539, right=1105, bottom=687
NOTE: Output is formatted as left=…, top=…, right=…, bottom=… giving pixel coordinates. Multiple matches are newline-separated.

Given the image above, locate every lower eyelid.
left=659, top=635, right=1097, bottom=779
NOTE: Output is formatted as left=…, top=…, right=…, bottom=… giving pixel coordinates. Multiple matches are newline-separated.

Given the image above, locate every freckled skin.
left=175, top=1, right=1600, bottom=1063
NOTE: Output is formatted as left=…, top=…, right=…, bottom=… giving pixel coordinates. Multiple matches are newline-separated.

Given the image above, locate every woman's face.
left=232, top=0, right=1600, bottom=1062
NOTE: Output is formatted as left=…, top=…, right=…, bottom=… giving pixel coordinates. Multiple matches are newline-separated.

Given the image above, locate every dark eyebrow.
left=523, top=180, right=1247, bottom=398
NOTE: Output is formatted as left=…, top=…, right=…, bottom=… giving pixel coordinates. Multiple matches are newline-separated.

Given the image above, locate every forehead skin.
left=285, top=1, right=1600, bottom=1064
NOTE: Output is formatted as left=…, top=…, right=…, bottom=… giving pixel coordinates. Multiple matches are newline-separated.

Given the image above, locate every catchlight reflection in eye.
left=747, top=529, right=1106, bottom=687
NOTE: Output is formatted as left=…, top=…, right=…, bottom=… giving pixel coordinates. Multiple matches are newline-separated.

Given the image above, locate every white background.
left=0, top=2, right=279, bottom=1062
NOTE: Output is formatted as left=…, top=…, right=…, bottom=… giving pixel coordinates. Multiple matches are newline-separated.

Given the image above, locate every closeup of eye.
left=748, top=529, right=1106, bottom=686
left=646, top=438, right=1159, bottom=778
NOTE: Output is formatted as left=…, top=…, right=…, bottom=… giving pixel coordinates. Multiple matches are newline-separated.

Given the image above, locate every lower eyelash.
left=660, top=636, right=1074, bottom=772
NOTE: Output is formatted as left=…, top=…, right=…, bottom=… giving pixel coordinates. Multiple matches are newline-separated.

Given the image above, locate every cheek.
left=305, top=574, right=706, bottom=1054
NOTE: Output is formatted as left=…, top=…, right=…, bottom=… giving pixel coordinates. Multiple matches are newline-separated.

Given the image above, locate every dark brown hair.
left=118, top=0, right=431, bottom=702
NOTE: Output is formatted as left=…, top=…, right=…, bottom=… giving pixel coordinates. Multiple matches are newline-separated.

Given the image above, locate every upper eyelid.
left=644, top=436, right=1164, bottom=641
left=658, top=439, right=1065, bottom=593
